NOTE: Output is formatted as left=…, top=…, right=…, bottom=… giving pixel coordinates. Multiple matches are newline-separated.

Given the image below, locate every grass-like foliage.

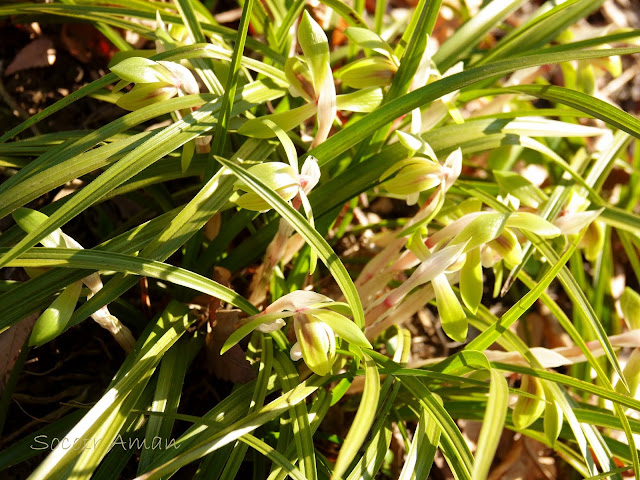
left=2, top=0, right=640, bottom=478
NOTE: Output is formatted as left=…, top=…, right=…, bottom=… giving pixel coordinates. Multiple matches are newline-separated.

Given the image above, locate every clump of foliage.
left=2, top=0, right=640, bottom=479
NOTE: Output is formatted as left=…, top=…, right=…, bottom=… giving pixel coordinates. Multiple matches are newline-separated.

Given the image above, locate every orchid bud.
left=621, top=287, right=640, bottom=330
left=110, top=57, right=174, bottom=84
left=512, top=374, right=546, bottom=430
left=379, top=157, right=442, bottom=202
left=116, top=82, right=178, bottom=111
left=335, top=57, right=397, bottom=89
left=298, top=11, right=336, bottom=146
left=110, top=57, right=199, bottom=111
left=234, top=162, right=300, bottom=212
left=298, top=11, right=331, bottom=94
left=543, top=386, right=563, bottom=446
left=30, top=281, right=82, bottom=347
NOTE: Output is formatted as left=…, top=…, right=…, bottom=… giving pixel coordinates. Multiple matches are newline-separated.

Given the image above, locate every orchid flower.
left=552, top=191, right=604, bottom=261
left=290, top=11, right=336, bottom=147
left=12, top=208, right=136, bottom=351
left=379, top=132, right=445, bottom=206
left=110, top=57, right=199, bottom=111
left=364, top=207, right=561, bottom=342
left=222, top=291, right=371, bottom=376
left=238, top=155, right=321, bottom=306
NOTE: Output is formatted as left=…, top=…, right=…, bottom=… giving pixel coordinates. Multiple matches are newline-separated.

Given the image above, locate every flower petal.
left=433, top=273, right=467, bottom=343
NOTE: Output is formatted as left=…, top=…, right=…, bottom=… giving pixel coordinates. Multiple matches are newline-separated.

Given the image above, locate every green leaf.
left=207, top=0, right=255, bottom=178
left=237, top=103, right=316, bottom=138
left=28, top=301, right=192, bottom=480
left=472, top=367, right=508, bottom=480
left=332, top=355, right=380, bottom=480
left=4, top=248, right=257, bottom=316
left=0, top=81, right=285, bottom=271
left=307, top=47, right=640, bottom=167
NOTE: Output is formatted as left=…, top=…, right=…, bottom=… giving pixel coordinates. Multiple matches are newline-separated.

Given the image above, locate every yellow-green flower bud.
left=380, top=158, right=442, bottom=197
left=110, top=57, right=199, bottom=111
left=116, top=82, right=178, bottom=111
left=30, top=281, right=82, bottom=347
left=335, top=57, right=397, bottom=89
left=512, top=374, right=546, bottom=430
left=234, top=162, right=300, bottom=212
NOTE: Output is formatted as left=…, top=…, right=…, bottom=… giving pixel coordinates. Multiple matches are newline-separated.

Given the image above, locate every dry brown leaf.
left=204, top=213, right=222, bottom=241
left=5, top=37, right=56, bottom=76
left=0, top=313, right=38, bottom=396
left=206, top=310, right=256, bottom=384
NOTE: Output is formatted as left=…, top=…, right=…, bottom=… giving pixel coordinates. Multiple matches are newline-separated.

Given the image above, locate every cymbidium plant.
left=4, top=1, right=640, bottom=480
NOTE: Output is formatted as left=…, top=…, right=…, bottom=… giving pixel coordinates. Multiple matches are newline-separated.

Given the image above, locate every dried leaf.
left=5, top=37, right=56, bottom=76
left=0, top=313, right=38, bottom=396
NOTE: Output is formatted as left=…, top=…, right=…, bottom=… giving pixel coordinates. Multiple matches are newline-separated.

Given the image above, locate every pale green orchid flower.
left=223, top=290, right=371, bottom=376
